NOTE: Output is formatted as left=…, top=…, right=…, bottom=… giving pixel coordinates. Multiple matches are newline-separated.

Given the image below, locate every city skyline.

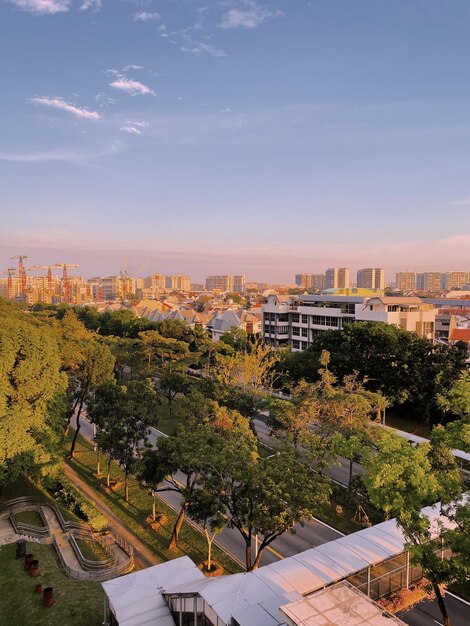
left=1, top=1, right=470, bottom=278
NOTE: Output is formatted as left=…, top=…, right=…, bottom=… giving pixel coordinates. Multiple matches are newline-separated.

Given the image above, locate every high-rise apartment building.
left=205, top=275, right=234, bottom=292
left=324, top=268, right=350, bottom=289
left=357, top=268, right=385, bottom=290
left=295, top=274, right=312, bottom=289
left=442, top=272, right=469, bottom=290
left=166, top=274, right=191, bottom=291
left=144, top=274, right=167, bottom=290
left=416, top=272, right=442, bottom=292
left=396, top=272, right=416, bottom=292
left=233, top=275, right=246, bottom=294
left=295, top=274, right=325, bottom=290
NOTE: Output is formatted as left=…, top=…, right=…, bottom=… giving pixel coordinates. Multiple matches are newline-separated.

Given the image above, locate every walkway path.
left=64, top=463, right=159, bottom=569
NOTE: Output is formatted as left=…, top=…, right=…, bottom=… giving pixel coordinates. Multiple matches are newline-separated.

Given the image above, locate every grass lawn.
left=15, top=510, right=45, bottom=527
left=0, top=543, right=103, bottom=626
left=75, top=539, right=110, bottom=563
left=67, top=434, right=241, bottom=574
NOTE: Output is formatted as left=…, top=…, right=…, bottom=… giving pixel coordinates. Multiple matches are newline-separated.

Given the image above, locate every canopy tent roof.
left=102, top=556, right=203, bottom=626
left=102, top=502, right=454, bottom=626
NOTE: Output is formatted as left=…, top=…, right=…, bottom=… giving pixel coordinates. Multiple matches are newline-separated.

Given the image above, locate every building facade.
left=416, top=272, right=442, bottom=292
left=233, top=275, right=246, bottom=294
left=357, top=268, right=385, bottom=290
left=263, top=294, right=437, bottom=350
left=395, top=272, right=416, bottom=292
left=324, top=267, right=350, bottom=289
left=205, top=275, right=234, bottom=292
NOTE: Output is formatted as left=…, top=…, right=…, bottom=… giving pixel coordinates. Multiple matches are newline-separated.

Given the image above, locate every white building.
left=324, top=267, right=350, bottom=289
left=262, top=294, right=437, bottom=350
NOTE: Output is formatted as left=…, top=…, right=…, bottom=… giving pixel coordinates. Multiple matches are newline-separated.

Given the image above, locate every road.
left=77, top=415, right=344, bottom=568
left=399, top=592, right=470, bottom=626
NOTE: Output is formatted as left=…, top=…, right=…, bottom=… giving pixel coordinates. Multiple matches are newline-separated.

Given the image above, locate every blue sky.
left=0, top=0, right=469, bottom=282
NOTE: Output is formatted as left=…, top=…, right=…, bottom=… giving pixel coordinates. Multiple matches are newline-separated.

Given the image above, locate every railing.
left=0, top=496, right=88, bottom=532
left=69, top=532, right=117, bottom=570
left=53, top=535, right=133, bottom=581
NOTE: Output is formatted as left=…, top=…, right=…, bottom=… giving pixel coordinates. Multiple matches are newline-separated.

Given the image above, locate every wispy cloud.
left=220, top=2, right=283, bottom=29
left=120, top=126, right=142, bottom=135
left=79, top=0, right=102, bottom=12
left=0, top=150, right=88, bottom=163
left=133, top=11, right=160, bottom=22
left=7, top=0, right=70, bottom=14
left=180, top=36, right=227, bottom=58
left=109, top=77, right=155, bottom=97
left=123, top=64, right=143, bottom=71
left=30, top=96, right=101, bottom=120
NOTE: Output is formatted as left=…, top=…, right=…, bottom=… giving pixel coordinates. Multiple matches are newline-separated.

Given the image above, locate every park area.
left=0, top=543, right=103, bottom=626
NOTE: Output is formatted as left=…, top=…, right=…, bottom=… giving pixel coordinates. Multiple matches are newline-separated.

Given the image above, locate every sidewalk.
left=63, top=463, right=159, bottom=569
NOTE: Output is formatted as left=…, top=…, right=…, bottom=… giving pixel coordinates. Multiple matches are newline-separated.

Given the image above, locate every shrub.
left=45, top=477, right=108, bottom=532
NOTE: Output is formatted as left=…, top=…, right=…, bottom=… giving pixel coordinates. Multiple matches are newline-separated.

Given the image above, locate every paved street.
left=77, top=414, right=344, bottom=568
left=399, top=593, right=470, bottom=626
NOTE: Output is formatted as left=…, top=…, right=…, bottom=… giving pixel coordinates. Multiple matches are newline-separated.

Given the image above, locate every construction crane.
left=28, top=265, right=55, bottom=293
left=0, top=267, right=16, bottom=299
left=10, top=255, right=29, bottom=299
left=54, top=263, right=79, bottom=303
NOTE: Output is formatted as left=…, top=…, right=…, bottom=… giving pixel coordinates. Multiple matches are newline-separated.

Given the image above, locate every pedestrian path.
left=0, top=495, right=133, bottom=580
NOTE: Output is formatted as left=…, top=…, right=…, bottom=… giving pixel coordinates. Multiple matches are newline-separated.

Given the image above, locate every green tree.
left=363, top=430, right=463, bottom=626
left=436, top=371, right=470, bottom=419
left=0, top=301, right=66, bottom=485
left=69, top=341, right=115, bottom=459
left=187, top=488, right=227, bottom=571
left=94, top=379, right=159, bottom=501
left=218, top=447, right=331, bottom=571
left=159, top=364, right=189, bottom=418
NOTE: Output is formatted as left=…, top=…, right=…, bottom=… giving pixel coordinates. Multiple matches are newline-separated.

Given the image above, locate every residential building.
left=295, top=273, right=325, bottom=290
left=144, top=273, right=166, bottom=290
left=205, top=275, right=234, bottom=292
left=357, top=268, right=385, bottom=290
left=324, top=267, right=350, bottom=289
left=442, top=271, right=469, bottom=290
left=396, top=272, right=416, bottom=292
left=90, top=275, right=135, bottom=301
left=207, top=308, right=262, bottom=341
left=263, top=294, right=437, bottom=350
left=356, top=296, right=436, bottom=340
left=416, top=272, right=442, bottom=292
left=166, top=274, right=191, bottom=291
left=233, top=275, right=246, bottom=294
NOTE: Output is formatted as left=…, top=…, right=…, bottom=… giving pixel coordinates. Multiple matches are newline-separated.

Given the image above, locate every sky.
left=0, top=0, right=469, bottom=282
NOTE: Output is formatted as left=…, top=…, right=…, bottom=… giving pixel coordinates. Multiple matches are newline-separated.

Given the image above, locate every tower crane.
left=54, top=263, right=79, bottom=303
left=28, top=265, right=55, bottom=293
left=10, top=255, right=29, bottom=299
left=0, top=267, right=16, bottom=299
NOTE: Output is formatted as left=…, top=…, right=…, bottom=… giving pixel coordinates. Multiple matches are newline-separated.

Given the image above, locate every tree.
left=148, top=405, right=257, bottom=549
left=187, top=488, right=226, bottom=571
left=68, top=341, right=115, bottom=459
left=0, top=301, right=66, bottom=486
left=436, top=371, right=470, bottom=419
left=282, top=322, right=467, bottom=423
left=218, top=447, right=331, bottom=571
left=158, top=364, right=189, bottom=418
left=137, top=448, right=166, bottom=522
left=362, top=430, right=463, bottom=626
left=138, top=330, right=189, bottom=375
left=102, top=379, right=159, bottom=501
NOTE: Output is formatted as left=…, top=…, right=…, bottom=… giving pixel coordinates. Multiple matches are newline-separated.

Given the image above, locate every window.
left=301, top=315, right=308, bottom=324
left=310, top=316, right=339, bottom=327
left=292, top=327, right=300, bottom=336
left=291, top=314, right=300, bottom=323
left=301, top=328, right=308, bottom=337
left=292, top=340, right=301, bottom=349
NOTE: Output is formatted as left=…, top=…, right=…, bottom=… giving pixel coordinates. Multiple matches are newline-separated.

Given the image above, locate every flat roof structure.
left=280, top=582, right=406, bottom=626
